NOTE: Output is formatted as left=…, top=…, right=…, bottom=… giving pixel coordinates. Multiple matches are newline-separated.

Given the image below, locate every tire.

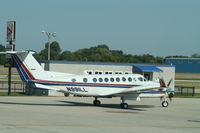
left=120, top=103, right=128, bottom=109
left=93, top=100, right=101, bottom=106
left=162, top=101, right=168, bottom=107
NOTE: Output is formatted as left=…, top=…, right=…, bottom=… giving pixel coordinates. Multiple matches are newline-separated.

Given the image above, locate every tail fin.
left=1, top=51, right=46, bottom=82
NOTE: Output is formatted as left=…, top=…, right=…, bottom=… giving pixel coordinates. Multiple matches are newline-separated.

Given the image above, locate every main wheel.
left=120, top=103, right=129, bottom=109
left=161, top=101, right=168, bottom=107
left=93, top=100, right=101, bottom=106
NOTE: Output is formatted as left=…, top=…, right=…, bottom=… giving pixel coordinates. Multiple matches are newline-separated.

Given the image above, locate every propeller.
left=159, top=78, right=174, bottom=101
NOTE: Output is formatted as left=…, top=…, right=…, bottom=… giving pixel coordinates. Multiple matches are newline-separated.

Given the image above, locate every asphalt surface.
left=0, top=96, right=200, bottom=133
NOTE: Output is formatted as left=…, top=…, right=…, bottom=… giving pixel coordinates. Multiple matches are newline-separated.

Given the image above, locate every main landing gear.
left=93, top=97, right=129, bottom=109
left=120, top=97, right=128, bottom=109
left=93, top=97, right=101, bottom=106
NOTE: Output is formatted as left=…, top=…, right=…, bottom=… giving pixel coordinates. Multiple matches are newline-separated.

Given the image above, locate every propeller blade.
left=159, top=78, right=166, bottom=87
left=167, top=78, right=173, bottom=87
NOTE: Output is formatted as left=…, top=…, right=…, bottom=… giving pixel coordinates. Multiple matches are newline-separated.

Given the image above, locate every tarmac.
left=0, top=96, right=200, bottom=133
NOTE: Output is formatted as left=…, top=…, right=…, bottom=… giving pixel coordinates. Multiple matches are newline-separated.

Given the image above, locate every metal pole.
left=7, top=41, right=13, bottom=95
left=48, top=37, right=50, bottom=60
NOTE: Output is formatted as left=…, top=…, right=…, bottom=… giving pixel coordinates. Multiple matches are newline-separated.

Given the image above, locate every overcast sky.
left=0, top=0, right=200, bottom=56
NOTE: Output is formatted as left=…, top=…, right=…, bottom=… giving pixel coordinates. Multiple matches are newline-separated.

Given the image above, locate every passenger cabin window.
left=71, top=78, right=76, bottom=82
left=128, top=77, right=132, bottom=82
left=93, top=78, right=97, bottom=82
left=104, top=78, right=109, bottom=82
left=83, top=78, right=88, bottom=83
left=99, top=78, right=103, bottom=82
left=116, top=77, right=120, bottom=82
left=122, top=77, right=126, bottom=82
left=110, top=78, right=114, bottom=82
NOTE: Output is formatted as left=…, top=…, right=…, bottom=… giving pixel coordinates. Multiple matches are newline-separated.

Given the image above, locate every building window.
left=88, top=71, right=93, bottom=75
left=105, top=71, right=113, bottom=74
left=83, top=78, right=88, bottom=83
left=115, top=71, right=123, bottom=74
left=95, top=71, right=103, bottom=75
left=85, top=70, right=93, bottom=75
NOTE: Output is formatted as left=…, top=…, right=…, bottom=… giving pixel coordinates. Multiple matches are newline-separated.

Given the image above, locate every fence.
left=175, top=86, right=195, bottom=96
left=0, top=81, right=25, bottom=93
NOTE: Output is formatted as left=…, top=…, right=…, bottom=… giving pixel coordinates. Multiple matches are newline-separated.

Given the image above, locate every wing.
left=99, top=85, right=160, bottom=96
left=34, top=83, right=61, bottom=91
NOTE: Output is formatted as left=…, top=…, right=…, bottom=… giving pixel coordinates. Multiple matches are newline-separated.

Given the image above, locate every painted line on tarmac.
left=0, top=124, right=200, bottom=129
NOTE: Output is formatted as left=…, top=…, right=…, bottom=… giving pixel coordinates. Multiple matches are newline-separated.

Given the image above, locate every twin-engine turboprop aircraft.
left=0, top=51, right=174, bottom=109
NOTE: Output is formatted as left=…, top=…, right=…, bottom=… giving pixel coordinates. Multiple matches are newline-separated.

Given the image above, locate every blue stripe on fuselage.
left=11, top=54, right=31, bottom=82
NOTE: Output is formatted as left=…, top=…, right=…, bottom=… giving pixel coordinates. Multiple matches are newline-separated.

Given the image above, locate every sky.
left=0, top=0, right=200, bottom=57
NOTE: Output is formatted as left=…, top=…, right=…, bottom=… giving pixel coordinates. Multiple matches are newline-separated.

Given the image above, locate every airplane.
left=0, top=51, right=174, bottom=109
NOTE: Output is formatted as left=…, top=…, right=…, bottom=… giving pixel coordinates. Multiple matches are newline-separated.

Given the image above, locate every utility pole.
left=42, top=30, right=56, bottom=60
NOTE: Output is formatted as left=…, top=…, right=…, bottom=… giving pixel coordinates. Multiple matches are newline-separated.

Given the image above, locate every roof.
left=132, top=65, right=163, bottom=72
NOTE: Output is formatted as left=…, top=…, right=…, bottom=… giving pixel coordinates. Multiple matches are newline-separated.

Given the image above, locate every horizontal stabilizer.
left=35, top=83, right=60, bottom=91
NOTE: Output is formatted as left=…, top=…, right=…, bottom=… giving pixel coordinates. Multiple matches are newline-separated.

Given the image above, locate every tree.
left=191, top=53, right=200, bottom=58
left=38, top=41, right=61, bottom=60
left=59, top=50, right=74, bottom=61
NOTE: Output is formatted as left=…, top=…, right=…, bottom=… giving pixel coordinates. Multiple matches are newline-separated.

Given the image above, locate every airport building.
left=165, top=58, right=200, bottom=73
left=25, top=61, right=175, bottom=96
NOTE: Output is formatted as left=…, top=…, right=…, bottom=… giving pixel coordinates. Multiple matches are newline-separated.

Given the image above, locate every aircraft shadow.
left=0, top=100, right=155, bottom=111
left=59, top=100, right=155, bottom=111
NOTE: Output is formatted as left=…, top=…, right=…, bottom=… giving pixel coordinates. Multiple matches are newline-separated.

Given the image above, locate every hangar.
left=165, top=58, right=200, bottom=73
left=25, top=61, right=175, bottom=96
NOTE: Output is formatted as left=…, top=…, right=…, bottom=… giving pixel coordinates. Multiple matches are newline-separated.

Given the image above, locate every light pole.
left=42, top=30, right=56, bottom=60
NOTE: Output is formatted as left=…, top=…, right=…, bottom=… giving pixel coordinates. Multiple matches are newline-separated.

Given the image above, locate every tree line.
left=0, top=42, right=200, bottom=65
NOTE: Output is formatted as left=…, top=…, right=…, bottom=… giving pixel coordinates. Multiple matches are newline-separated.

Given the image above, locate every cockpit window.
left=138, top=77, right=143, bottom=82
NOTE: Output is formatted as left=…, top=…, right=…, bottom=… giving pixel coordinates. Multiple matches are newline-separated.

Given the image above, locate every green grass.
left=0, top=92, right=28, bottom=96
left=174, top=93, right=200, bottom=98
left=175, top=81, right=200, bottom=89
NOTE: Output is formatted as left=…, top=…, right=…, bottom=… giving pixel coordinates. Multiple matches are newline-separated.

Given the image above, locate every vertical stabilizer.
left=11, top=51, right=46, bottom=81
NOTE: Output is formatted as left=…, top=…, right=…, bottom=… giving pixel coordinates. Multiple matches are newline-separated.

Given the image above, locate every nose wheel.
left=161, top=101, right=169, bottom=107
